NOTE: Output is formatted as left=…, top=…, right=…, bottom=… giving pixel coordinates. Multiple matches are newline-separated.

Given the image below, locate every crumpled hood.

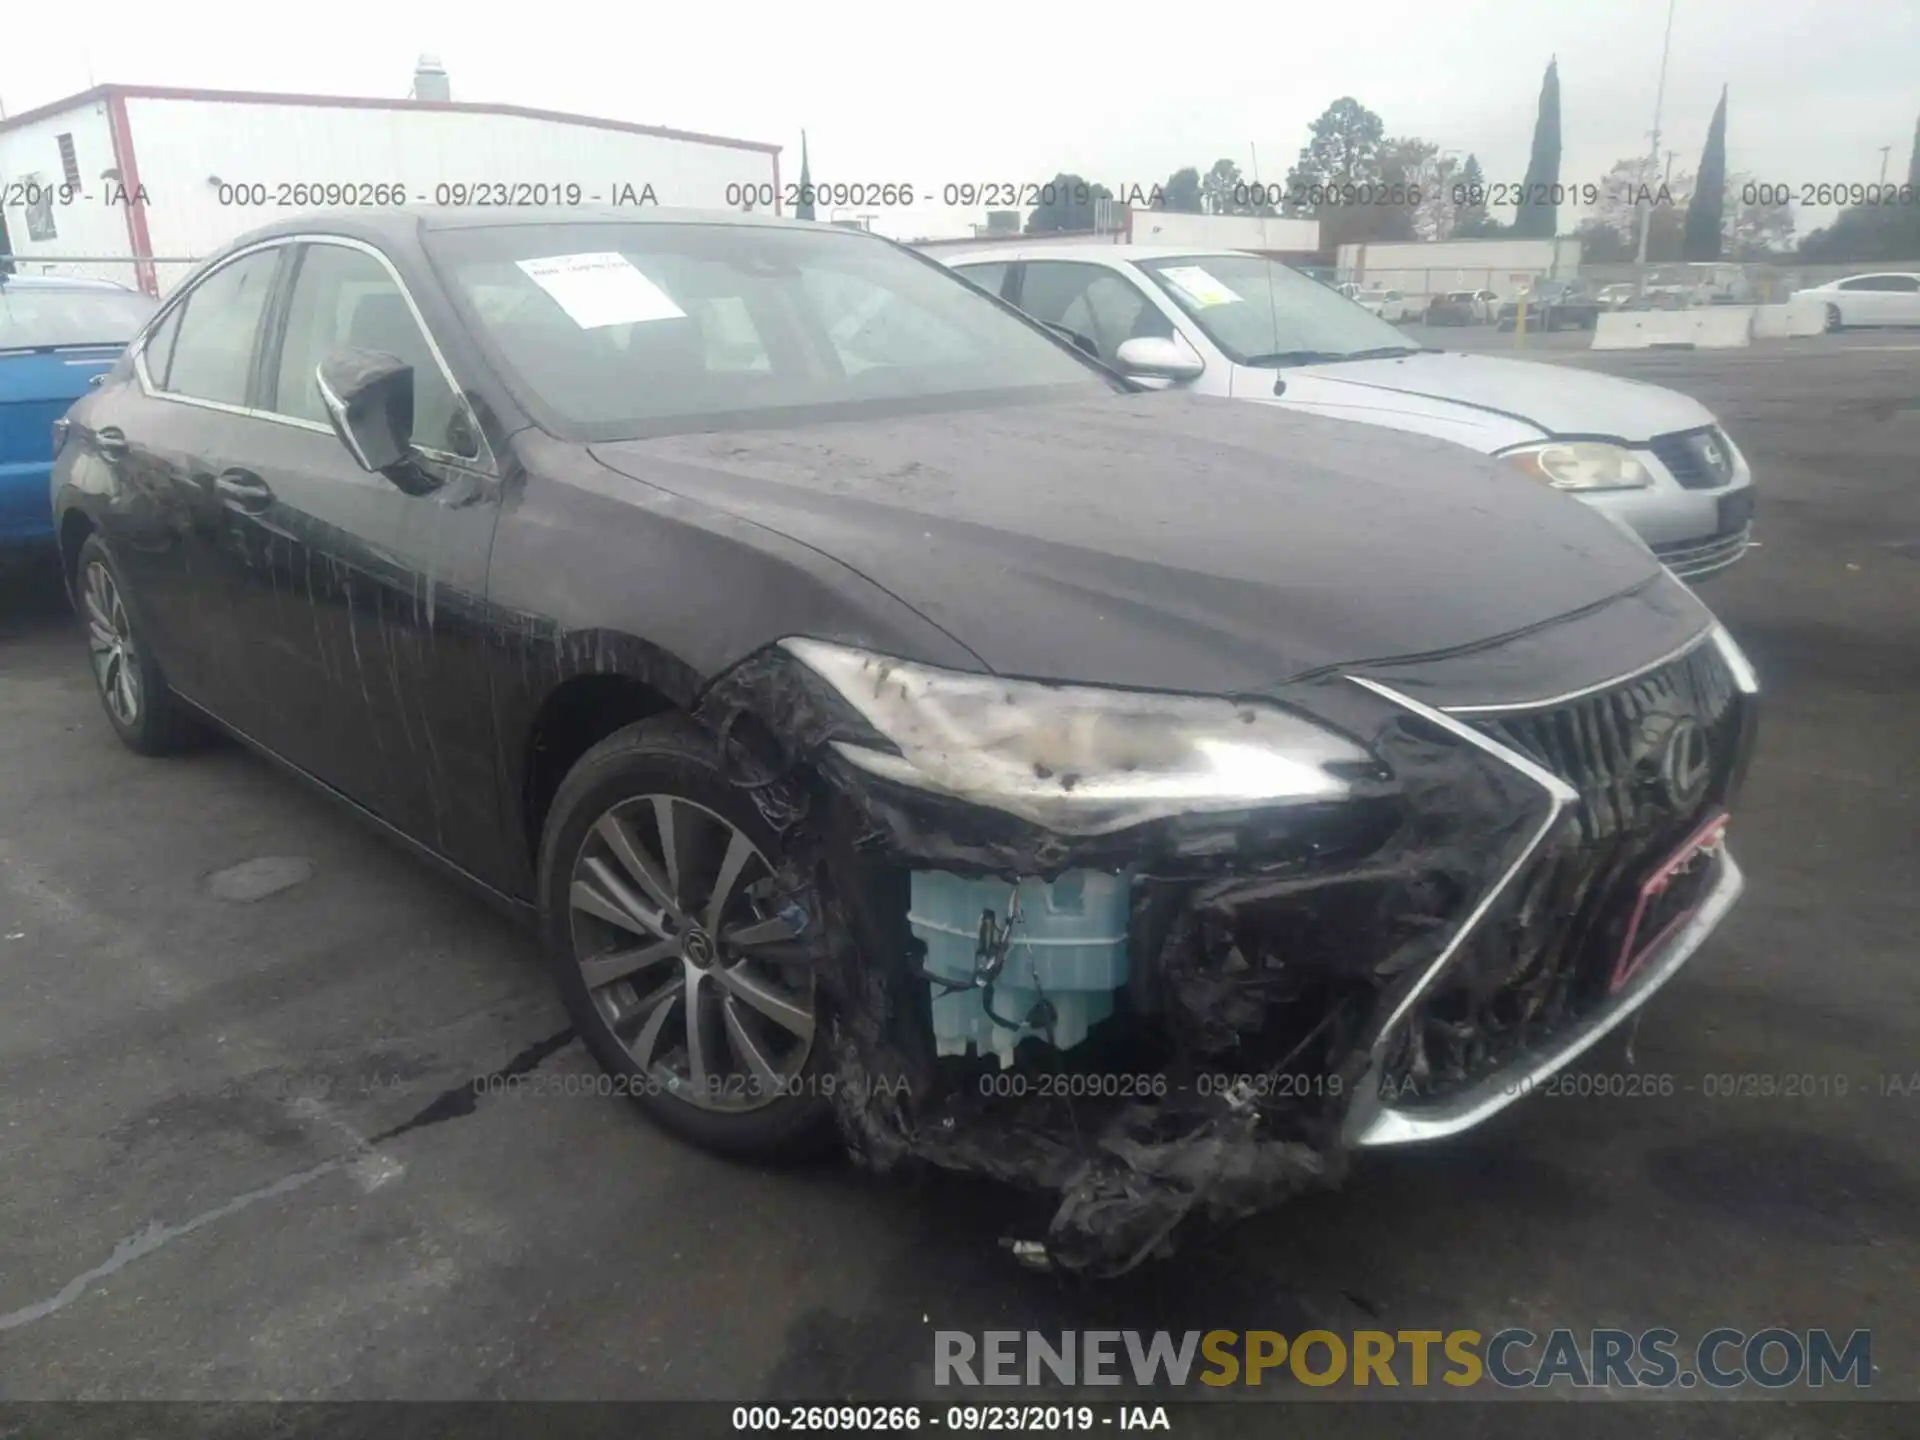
left=591, top=390, right=1668, bottom=696
left=1286, top=350, right=1716, bottom=445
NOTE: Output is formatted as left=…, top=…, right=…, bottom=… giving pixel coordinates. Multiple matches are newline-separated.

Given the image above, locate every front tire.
left=74, top=534, right=201, bottom=756
left=1824, top=303, right=1843, bottom=333
left=537, top=714, right=834, bottom=1159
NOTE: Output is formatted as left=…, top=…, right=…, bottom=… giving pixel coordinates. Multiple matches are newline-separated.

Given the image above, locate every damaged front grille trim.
left=1338, top=676, right=1578, bottom=1148
left=1339, top=624, right=1758, bottom=1149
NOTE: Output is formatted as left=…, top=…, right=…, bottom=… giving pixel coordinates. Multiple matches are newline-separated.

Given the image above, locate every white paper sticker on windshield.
left=1159, top=266, right=1243, bottom=308
left=515, top=252, right=686, bottom=329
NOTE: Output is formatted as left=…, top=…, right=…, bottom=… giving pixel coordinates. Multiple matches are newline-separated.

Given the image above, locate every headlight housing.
left=1501, top=441, right=1652, bottom=492
left=781, top=638, right=1374, bottom=835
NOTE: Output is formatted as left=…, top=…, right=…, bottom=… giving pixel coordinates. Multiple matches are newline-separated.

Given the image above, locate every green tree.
left=794, top=131, right=815, bottom=221
left=1156, top=167, right=1204, bottom=213
left=1799, top=205, right=1920, bottom=262
left=1724, top=173, right=1795, bottom=257
left=1024, top=173, right=1113, bottom=234
left=1365, top=136, right=1439, bottom=242
left=1575, top=217, right=1635, bottom=262
left=1513, top=59, right=1562, bottom=237
left=1683, top=87, right=1729, bottom=260
left=1451, top=155, right=1504, bottom=237
left=1202, top=158, right=1243, bottom=214
left=1284, top=97, right=1386, bottom=204
left=1283, top=97, right=1386, bottom=248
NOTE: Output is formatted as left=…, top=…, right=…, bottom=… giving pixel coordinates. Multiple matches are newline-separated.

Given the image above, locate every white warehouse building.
left=0, top=75, right=783, bottom=296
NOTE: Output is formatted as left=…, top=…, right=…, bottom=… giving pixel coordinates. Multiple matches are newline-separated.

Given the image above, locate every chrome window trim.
left=132, top=233, right=496, bottom=473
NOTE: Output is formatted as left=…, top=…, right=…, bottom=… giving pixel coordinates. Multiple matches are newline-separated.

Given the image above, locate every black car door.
left=213, top=236, right=505, bottom=879
left=87, top=245, right=286, bottom=717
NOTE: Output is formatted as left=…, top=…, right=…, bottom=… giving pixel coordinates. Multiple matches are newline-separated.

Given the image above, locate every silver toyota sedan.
left=947, top=244, right=1755, bottom=581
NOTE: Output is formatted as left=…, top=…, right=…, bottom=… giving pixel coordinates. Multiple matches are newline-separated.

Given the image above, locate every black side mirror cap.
left=316, top=349, right=415, bottom=475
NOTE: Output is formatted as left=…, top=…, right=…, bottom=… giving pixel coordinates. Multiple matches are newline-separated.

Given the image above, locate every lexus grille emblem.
left=1656, top=717, right=1713, bottom=809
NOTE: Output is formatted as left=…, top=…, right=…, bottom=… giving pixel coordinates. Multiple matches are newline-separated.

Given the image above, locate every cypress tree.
left=1515, top=59, right=1562, bottom=237
left=795, top=131, right=815, bottom=221
left=1683, top=88, right=1729, bottom=260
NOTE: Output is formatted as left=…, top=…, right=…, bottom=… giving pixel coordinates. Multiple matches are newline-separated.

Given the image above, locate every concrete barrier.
left=1694, top=306, right=1755, bottom=347
left=1591, top=307, right=1755, bottom=350
left=1592, top=311, right=1702, bottom=349
left=1752, top=299, right=1826, bottom=338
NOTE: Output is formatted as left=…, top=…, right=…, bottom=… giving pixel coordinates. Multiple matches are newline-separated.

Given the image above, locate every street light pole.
left=1633, top=0, right=1678, bottom=301
left=1878, top=147, right=1892, bottom=185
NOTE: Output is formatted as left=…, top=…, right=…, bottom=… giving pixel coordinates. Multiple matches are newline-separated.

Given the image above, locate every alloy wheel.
left=83, top=560, right=141, bottom=727
left=567, top=794, right=815, bottom=1112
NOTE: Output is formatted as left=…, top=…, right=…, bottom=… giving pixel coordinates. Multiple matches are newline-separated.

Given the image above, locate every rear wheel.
left=537, top=714, right=834, bottom=1159
left=75, top=534, right=201, bottom=756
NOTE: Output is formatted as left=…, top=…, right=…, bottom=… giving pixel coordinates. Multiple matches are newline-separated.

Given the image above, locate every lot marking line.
left=0, top=1157, right=345, bottom=1332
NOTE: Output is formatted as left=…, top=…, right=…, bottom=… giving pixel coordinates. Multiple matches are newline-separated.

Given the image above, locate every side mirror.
left=1114, top=335, right=1204, bottom=382
left=316, top=349, right=414, bottom=474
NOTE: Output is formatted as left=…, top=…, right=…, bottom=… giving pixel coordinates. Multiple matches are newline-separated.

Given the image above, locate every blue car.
left=1, top=274, right=156, bottom=550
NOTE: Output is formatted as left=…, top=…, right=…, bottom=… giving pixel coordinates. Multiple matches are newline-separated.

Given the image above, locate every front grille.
left=1653, top=524, right=1752, bottom=579
left=1648, top=426, right=1735, bottom=490
left=1385, top=638, right=1744, bottom=1100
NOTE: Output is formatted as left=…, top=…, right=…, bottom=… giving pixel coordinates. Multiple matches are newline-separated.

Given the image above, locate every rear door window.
left=162, top=248, right=282, bottom=406
left=1014, top=262, right=1173, bottom=366
left=953, top=262, right=1010, bottom=299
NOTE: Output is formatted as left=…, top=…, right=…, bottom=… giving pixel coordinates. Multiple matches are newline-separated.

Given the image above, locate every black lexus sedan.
left=51, top=209, right=1758, bottom=1275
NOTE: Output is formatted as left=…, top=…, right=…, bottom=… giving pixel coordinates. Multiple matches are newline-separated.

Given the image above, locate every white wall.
left=123, top=97, right=782, bottom=294
left=0, top=99, right=140, bottom=284
left=1128, top=211, right=1320, bottom=252
left=1338, top=237, right=1580, bottom=295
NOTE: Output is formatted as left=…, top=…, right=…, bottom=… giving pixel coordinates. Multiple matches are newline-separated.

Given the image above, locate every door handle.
left=214, top=468, right=275, bottom=513
left=93, top=426, right=129, bottom=463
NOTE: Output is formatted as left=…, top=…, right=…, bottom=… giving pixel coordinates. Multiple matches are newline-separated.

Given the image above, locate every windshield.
left=1135, top=254, right=1414, bottom=366
left=426, top=222, right=1114, bottom=440
left=0, top=284, right=154, bottom=352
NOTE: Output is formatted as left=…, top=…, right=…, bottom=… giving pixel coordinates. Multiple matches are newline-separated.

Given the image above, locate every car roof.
left=941, top=243, right=1259, bottom=267
left=0, top=272, right=135, bottom=291
left=215, top=205, right=866, bottom=256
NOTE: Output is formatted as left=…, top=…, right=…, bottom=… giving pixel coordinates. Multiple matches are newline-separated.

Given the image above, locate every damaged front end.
left=694, top=628, right=1758, bottom=1278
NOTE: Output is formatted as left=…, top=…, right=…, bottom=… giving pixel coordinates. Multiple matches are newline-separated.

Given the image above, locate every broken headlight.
left=780, top=638, right=1374, bottom=835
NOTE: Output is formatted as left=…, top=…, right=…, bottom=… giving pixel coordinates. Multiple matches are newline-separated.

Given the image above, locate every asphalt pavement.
left=1, top=330, right=1916, bottom=1431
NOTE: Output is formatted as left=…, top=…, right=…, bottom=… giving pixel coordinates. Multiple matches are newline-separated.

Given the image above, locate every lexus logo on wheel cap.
left=1656, top=717, right=1713, bottom=809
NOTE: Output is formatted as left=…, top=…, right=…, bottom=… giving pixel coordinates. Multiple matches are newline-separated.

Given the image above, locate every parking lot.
left=2, top=329, right=1916, bottom=1427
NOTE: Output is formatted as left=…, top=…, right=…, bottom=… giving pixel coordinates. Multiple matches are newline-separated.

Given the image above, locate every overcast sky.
left=5, top=0, right=1914, bottom=240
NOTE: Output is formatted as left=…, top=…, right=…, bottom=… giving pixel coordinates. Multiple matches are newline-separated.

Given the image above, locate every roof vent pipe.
left=412, top=54, right=450, bottom=102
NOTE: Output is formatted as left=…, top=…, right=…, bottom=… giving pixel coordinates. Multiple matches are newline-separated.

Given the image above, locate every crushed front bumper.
left=699, top=623, right=1759, bottom=1276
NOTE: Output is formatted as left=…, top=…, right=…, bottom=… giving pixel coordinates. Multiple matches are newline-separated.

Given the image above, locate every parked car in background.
left=1596, top=283, right=1638, bottom=311
left=1355, top=287, right=1415, bottom=322
left=1790, top=272, right=1920, bottom=331
left=1425, top=290, right=1494, bottom=326
left=949, top=243, right=1756, bottom=580
left=1496, top=278, right=1604, bottom=331
left=1, top=275, right=155, bottom=553
left=54, top=208, right=1758, bottom=1277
